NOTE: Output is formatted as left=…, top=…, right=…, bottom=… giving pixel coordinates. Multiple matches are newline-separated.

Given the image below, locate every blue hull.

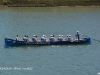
left=4, top=38, right=92, bottom=47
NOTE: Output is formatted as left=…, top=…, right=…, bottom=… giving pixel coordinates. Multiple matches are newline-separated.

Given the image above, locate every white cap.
left=77, top=31, right=79, bottom=32
left=33, top=35, right=36, bottom=37
left=69, top=35, right=71, bottom=37
left=59, top=35, right=61, bottom=37
left=98, top=72, right=100, bottom=75
left=67, top=35, right=69, bottom=37
left=43, top=35, right=45, bottom=37
left=50, top=35, right=53, bottom=37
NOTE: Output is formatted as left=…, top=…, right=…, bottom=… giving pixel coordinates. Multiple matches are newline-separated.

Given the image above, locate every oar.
left=82, top=34, right=100, bottom=42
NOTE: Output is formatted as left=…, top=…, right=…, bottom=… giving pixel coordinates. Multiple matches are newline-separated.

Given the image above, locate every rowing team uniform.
left=23, top=36, right=28, bottom=42
left=58, top=35, right=64, bottom=41
left=41, top=36, right=46, bottom=42
left=16, top=37, right=20, bottom=41
left=76, top=31, right=80, bottom=40
left=49, top=35, right=55, bottom=42
left=19, top=32, right=79, bottom=42
left=58, top=37, right=63, bottom=41
left=32, top=35, right=38, bottom=42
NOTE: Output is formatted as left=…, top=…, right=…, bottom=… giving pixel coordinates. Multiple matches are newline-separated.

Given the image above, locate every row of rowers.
left=16, top=34, right=74, bottom=42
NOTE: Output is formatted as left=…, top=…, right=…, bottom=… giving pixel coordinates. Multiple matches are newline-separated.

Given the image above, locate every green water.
left=0, top=7, right=100, bottom=75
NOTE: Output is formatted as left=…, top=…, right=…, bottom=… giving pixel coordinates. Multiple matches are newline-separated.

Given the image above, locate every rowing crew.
left=16, top=31, right=81, bottom=42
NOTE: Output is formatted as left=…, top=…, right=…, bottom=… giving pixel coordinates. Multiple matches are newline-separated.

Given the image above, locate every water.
left=0, top=7, right=100, bottom=75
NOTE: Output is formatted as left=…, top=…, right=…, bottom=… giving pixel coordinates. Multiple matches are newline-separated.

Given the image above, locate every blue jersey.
left=32, top=37, right=36, bottom=42
left=41, top=37, right=46, bottom=42
left=50, top=37, right=54, bottom=42
left=77, top=34, right=80, bottom=38
left=23, top=37, right=27, bottom=42
left=58, top=37, right=63, bottom=41
left=76, top=33, right=80, bottom=40
left=68, top=38, right=71, bottom=41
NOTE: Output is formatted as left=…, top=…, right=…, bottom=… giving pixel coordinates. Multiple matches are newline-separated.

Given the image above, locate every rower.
left=23, top=35, right=27, bottom=42
left=32, top=35, right=37, bottom=43
left=52, top=35, right=56, bottom=41
left=44, top=35, right=48, bottom=41
left=66, top=35, right=69, bottom=41
left=49, top=35, right=52, bottom=42
left=58, top=35, right=63, bottom=41
left=49, top=35, right=54, bottom=42
left=35, top=35, right=38, bottom=41
left=76, top=31, right=81, bottom=41
left=68, top=35, right=73, bottom=42
left=58, top=35, right=61, bottom=41
left=41, top=35, right=46, bottom=42
left=26, top=36, right=31, bottom=42
left=61, top=35, right=64, bottom=40
left=16, top=35, right=20, bottom=41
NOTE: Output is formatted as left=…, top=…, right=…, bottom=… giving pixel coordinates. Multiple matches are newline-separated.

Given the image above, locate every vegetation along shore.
left=0, top=0, right=100, bottom=7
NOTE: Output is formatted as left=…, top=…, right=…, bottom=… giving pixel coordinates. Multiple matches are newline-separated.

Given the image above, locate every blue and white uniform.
left=76, top=31, right=80, bottom=40
left=16, top=37, right=20, bottom=41
left=58, top=35, right=63, bottom=41
left=41, top=35, right=46, bottom=42
left=32, top=35, right=37, bottom=42
left=68, top=35, right=71, bottom=41
left=23, top=36, right=27, bottom=42
left=66, top=35, right=69, bottom=41
left=49, top=35, right=54, bottom=42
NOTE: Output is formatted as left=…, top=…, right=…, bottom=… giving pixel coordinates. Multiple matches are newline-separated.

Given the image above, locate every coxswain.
left=76, top=31, right=81, bottom=41
left=16, top=35, right=20, bottom=41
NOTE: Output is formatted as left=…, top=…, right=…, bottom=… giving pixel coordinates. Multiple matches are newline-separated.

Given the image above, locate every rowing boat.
left=4, top=38, right=92, bottom=47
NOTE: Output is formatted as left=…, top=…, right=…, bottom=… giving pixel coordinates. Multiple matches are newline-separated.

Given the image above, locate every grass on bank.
left=0, top=0, right=100, bottom=6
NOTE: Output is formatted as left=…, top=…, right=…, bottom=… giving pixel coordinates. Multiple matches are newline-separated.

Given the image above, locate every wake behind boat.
left=4, top=38, right=92, bottom=47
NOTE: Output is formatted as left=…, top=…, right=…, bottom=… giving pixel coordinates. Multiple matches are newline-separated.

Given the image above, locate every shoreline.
left=0, top=5, right=100, bottom=8
left=0, top=3, right=100, bottom=7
